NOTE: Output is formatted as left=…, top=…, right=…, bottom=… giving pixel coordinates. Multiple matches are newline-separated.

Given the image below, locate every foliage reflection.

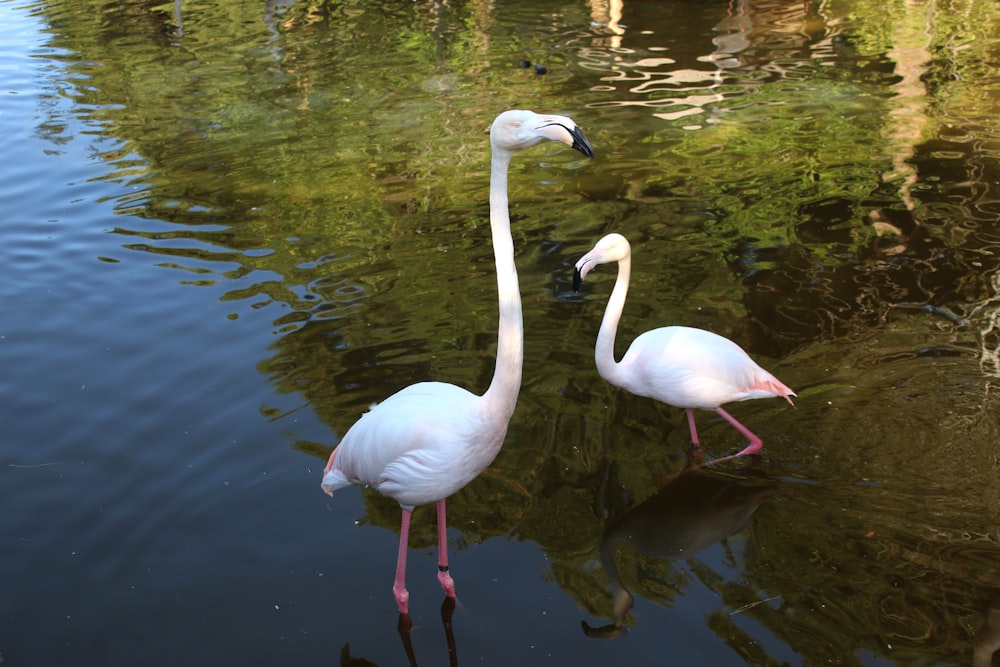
left=22, top=0, right=1000, bottom=663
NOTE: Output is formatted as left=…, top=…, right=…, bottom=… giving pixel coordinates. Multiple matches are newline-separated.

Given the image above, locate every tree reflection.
left=22, top=0, right=1000, bottom=663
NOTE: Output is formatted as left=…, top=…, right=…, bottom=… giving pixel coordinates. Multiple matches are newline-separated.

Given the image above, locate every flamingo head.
left=573, top=233, right=631, bottom=290
left=490, top=110, right=594, bottom=158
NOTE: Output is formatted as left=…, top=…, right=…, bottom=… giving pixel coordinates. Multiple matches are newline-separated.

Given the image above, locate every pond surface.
left=3, top=0, right=1000, bottom=665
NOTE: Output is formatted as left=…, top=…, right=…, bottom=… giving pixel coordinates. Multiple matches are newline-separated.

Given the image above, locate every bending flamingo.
left=573, top=233, right=794, bottom=457
left=322, top=110, right=594, bottom=614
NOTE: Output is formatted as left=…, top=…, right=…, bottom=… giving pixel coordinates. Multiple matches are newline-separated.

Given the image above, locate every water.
left=3, top=0, right=999, bottom=665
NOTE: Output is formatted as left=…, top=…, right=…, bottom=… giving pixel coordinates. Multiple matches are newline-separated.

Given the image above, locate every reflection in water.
left=341, top=643, right=379, bottom=667
left=398, top=596, right=459, bottom=667
left=589, top=0, right=625, bottom=48
left=9, top=0, right=1000, bottom=664
left=339, top=596, right=458, bottom=667
left=880, top=0, right=933, bottom=214
left=579, top=0, right=835, bottom=125
left=974, top=605, right=1000, bottom=667
left=582, top=459, right=777, bottom=638
left=980, top=272, right=1000, bottom=383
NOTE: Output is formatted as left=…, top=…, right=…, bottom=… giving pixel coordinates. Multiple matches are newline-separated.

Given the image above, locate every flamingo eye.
left=513, top=122, right=521, bottom=128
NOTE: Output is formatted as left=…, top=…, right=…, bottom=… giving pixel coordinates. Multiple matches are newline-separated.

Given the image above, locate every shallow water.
left=3, top=0, right=1000, bottom=665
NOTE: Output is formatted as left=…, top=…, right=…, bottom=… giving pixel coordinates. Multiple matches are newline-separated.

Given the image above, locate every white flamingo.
left=322, top=110, right=594, bottom=614
left=573, top=233, right=794, bottom=457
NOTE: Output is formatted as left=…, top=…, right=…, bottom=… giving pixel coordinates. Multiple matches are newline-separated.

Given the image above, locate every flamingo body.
left=322, top=110, right=594, bottom=614
left=322, top=382, right=504, bottom=509
left=614, top=325, right=792, bottom=410
left=573, top=233, right=794, bottom=456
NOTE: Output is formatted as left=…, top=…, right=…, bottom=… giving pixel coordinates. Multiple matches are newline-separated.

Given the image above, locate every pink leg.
left=686, top=408, right=700, bottom=447
left=393, top=509, right=412, bottom=615
left=436, top=499, right=456, bottom=598
left=714, top=407, right=763, bottom=456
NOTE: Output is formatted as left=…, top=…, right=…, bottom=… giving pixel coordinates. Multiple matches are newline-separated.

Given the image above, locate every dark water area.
left=2, top=0, right=999, bottom=665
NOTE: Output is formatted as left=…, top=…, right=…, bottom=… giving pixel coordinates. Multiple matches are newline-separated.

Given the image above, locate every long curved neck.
left=482, top=148, right=523, bottom=423
left=595, top=255, right=630, bottom=387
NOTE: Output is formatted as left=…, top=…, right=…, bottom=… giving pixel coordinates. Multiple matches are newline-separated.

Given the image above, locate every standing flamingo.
left=573, top=233, right=794, bottom=457
left=322, top=110, right=594, bottom=614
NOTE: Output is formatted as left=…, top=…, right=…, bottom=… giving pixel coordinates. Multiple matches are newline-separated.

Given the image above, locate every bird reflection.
left=340, top=643, right=378, bottom=666
left=582, top=459, right=778, bottom=638
left=340, top=595, right=458, bottom=667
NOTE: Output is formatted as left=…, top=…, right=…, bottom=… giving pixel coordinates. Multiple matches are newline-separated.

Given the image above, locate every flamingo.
left=573, top=233, right=794, bottom=457
left=322, top=110, right=594, bottom=614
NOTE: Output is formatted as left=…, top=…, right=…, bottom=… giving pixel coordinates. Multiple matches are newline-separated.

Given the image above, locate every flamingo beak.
left=536, top=119, right=595, bottom=159
left=573, top=255, right=600, bottom=291
left=565, top=123, right=595, bottom=159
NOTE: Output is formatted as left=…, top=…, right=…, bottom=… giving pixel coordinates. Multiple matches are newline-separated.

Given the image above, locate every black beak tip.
left=570, top=126, right=595, bottom=159
left=572, top=267, right=583, bottom=292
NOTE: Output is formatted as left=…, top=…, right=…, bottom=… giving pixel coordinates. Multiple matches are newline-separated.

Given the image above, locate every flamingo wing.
left=619, top=326, right=791, bottom=409
left=324, top=381, right=501, bottom=508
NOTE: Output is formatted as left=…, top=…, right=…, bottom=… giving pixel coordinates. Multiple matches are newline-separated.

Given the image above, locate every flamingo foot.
left=393, top=583, right=410, bottom=615
left=713, top=407, right=765, bottom=458
left=438, top=566, right=456, bottom=598
left=733, top=439, right=763, bottom=458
